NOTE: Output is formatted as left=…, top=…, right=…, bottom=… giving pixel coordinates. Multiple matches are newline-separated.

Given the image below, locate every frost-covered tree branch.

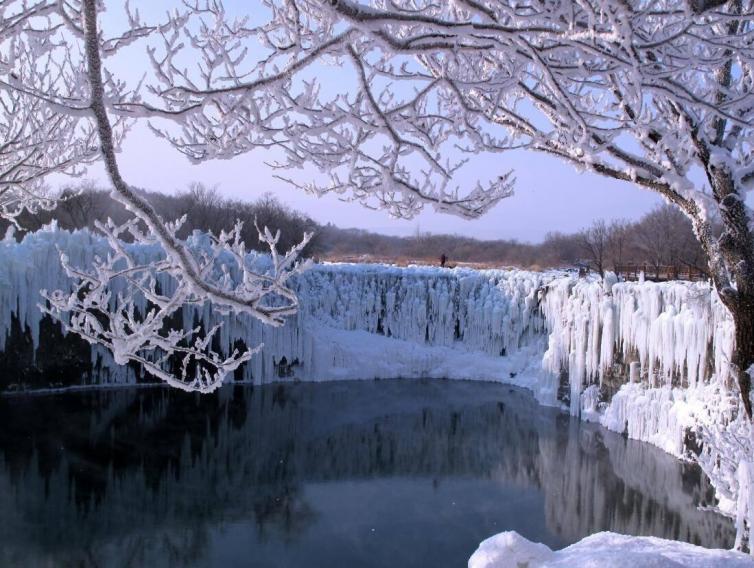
left=140, top=0, right=515, bottom=219
left=1, top=0, right=312, bottom=390
left=0, top=88, right=94, bottom=224
left=40, top=216, right=310, bottom=393
left=80, top=0, right=312, bottom=326
left=0, top=4, right=99, bottom=223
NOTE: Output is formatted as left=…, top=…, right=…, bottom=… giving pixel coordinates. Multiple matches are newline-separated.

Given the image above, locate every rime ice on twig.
left=40, top=216, right=311, bottom=392
left=1, top=0, right=314, bottom=391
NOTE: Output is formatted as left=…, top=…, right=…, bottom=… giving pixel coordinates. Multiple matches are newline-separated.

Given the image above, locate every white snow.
left=468, top=531, right=754, bottom=568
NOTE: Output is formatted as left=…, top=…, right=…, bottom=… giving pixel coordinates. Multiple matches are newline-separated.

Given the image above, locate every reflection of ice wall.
left=0, top=228, right=746, bottom=516
left=0, top=382, right=734, bottom=567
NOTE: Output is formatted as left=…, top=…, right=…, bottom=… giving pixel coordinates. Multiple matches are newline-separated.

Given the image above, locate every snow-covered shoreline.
left=1, top=227, right=750, bottom=551
left=469, top=531, right=754, bottom=567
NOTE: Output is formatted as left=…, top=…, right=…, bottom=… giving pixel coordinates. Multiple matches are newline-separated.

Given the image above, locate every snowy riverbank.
left=1, top=227, right=751, bottom=552
left=469, top=531, right=754, bottom=567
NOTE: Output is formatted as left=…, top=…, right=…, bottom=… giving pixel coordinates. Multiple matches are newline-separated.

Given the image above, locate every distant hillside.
left=314, top=225, right=563, bottom=269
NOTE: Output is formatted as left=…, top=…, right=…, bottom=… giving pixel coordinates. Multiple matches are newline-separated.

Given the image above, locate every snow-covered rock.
left=468, top=531, right=754, bottom=568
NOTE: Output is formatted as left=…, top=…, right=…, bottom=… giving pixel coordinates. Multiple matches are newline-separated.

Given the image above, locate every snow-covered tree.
left=0, top=0, right=318, bottom=392
left=2, top=0, right=753, bottom=409
left=0, top=30, right=98, bottom=223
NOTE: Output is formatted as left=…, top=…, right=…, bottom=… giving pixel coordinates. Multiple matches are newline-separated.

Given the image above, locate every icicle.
left=735, top=460, right=754, bottom=553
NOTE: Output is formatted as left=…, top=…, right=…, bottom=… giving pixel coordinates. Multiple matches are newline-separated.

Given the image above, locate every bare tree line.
left=318, top=205, right=707, bottom=279
left=576, top=207, right=708, bottom=279
left=6, top=183, right=706, bottom=280
left=3, top=182, right=320, bottom=256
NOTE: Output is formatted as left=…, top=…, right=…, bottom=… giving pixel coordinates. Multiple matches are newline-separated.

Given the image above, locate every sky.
left=74, top=1, right=665, bottom=244
left=81, top=121, right=663, bottom=244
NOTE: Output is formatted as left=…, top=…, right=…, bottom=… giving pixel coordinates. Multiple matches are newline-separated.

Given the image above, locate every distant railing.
left=319, top=256, right=709, bottom=281
left=319, top=254, right=505, bottom=270
left=613, top=264, right=708, bottom=282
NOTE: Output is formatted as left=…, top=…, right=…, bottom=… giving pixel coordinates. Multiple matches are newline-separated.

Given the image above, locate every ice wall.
left=539, top=275, right=736, bottom=415
left=0, top=228, right=737, bottom=400
left=0, top=227, right=549, bottom=389
left=536, top=271, right=748, bottom=537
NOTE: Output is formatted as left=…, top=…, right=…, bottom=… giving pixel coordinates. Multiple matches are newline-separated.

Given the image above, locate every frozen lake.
left=0, top=379, right=735, bottom=567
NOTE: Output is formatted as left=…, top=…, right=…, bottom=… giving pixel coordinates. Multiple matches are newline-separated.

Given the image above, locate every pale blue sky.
left=78, top=1, right=666, bottom=243
left=82, top=121, right=661, bottom=242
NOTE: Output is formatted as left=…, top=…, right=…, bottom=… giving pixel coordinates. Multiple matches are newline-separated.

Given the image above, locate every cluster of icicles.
left=540, top=273, right=736, bottom=415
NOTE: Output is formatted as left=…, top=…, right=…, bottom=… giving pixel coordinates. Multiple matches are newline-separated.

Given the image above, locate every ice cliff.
left=0, top=227, right=550, bottom=389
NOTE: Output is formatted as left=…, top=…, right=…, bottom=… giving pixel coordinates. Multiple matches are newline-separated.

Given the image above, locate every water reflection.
left=0, top=380, right=734, bottom=568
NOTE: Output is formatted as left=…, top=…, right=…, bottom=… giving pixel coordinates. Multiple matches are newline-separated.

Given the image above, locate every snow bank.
left=469, top=531, right=754, bottom=567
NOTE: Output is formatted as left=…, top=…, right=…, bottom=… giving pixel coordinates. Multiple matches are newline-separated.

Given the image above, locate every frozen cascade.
left=0, top=227, right=750, bottom=537
left=539, top=274, right=736, bottom=413
left=0, top=228, right=550, bottom=388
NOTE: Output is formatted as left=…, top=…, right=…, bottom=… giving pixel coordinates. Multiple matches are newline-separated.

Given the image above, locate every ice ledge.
left=468, top=531, right=754, bottom=568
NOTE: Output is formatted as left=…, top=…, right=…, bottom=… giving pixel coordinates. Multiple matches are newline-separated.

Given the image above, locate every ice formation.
left=0, top=227, right=551, bottom=388
left=0, top=227, right=751, bottom=547
left=540, top=274, right=736, bottom=415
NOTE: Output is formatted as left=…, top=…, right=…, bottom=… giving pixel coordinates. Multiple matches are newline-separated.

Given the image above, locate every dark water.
left=0, top=379, right=735, bottom=568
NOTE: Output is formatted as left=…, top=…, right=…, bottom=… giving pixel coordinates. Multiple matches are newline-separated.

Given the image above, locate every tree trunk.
left=716, top=182, right=754, bottom=419
left=730, top=293, right=754, bottom=419
left=690, top=145, right=754, bottom=419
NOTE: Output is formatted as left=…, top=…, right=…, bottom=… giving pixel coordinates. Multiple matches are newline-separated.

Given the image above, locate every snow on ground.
left=305, top=326, right=545, bottom=383
left=468, top=531, right=754, bottom=568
